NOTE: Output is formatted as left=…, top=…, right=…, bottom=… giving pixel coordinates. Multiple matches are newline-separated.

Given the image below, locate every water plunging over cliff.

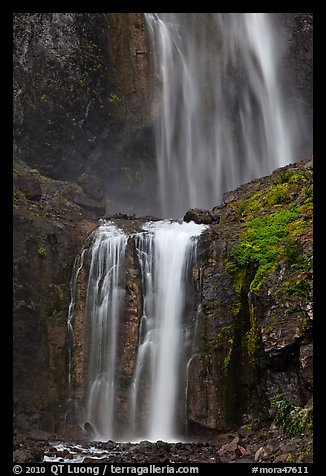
left=75, top=220, right=206, bottom=441
left=131, top=221, right=206, bottom=441
left=145, top=13, right=306, bottom=218
left=84, top=223, right=128, bottom=441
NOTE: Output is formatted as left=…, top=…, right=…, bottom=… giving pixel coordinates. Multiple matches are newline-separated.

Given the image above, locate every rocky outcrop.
left=279, top=13, right=313, bottom=158
left=13, top=13, right=157, bottom=216
left=186, top=157, right=313, bottom=432
left=184, top=208, right=220, bottom=225
left=282, top=13, right=313, bottom=101
left=13, top=162, right=100, bottom=432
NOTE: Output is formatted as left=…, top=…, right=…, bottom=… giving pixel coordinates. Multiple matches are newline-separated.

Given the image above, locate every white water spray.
left=145, top=13, right=306, bottom=218
left=72, top=220, right=206, bottom=442
left=131, top=221, right=206, bottom=441
left=84, top=223, right=128, bottom=441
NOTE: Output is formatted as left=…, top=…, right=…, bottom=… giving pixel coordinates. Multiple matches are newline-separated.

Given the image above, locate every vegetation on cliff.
left=189, top=157, right=312, bottom=452
left=226, top=164, right=313, bottom=291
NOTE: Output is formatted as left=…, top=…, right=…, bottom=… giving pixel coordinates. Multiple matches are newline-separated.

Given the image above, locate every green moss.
left=229, top=170, right=311, bottom=223
left=288, top=217, right=312, bottom=238
left=213, top=324, right=233, bottom=349
left=283, top=237, right=300, bottom=265
left=231, top=299, right=241, bottom=315
left=299, top=448, right=311, bottom=461
left=272, top=169, right=295, bottom=185
left=230, top=208, right=298, bottom=290
left=234, top=201, right=246, bottom=220
left=245, top=304, right=260, bottom=363
left=300, top=314, right=310, bottom=333
left=287, top=454, right=295, bottom=463
left=286, top=277, right=309, bottom=297
left=303, top=184, right=313, bottom=202
left=37, top=247, right=47, bottom=258
left=108, top=93, right=122, bottom=103
left=265, top=323, right=274, bottom=334
left=223, top=338, right=234, bottom=372
left=266, top=183, right=292, bottom=206
left=14, top=187, right=27, bottom=201
left=272, top=169, right=309, bottom=186
left=271, top=394, right=313, bottom=438
left=290, top=255, right=313, bottom=271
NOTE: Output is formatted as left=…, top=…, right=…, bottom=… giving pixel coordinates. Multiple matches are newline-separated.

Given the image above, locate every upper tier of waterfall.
left=145, top=13, right=308, bottom=218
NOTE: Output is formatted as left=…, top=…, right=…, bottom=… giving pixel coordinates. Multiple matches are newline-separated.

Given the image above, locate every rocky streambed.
left=13, top=420, right=313, bottom=464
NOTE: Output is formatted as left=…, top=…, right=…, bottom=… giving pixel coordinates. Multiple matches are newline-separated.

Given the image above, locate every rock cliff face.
left=13, top=13, right=156, bottom=216
left=186, top=157, right=313, bottom=433
left=13, top=161, right=100, bottom=431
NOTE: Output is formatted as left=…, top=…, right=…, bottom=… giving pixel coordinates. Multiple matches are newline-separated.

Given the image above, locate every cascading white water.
left=84, top=222, right=128, bottom=441
left=130, top=221, right=206, bottom=441
left=145, top=13, right=306, bottom=218
left=68, top=220, right=205, bottom=441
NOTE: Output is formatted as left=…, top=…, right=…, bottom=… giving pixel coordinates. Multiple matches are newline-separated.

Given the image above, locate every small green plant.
left=283, top=237, right=299, bottom=266
left=108, top=93, right=122, bottom=103
left=268, top=184, right=291, bottom=205
left=14, top=187, right=26, bottom=201
left=223, top=338, right=233, bottom=371
left=235, top=201, right=246, bottom=220
left=37, top=247, right=47, bottom=258
left=286, top=278, right=309, bottom=297
left=271, top=394, right=313, bottom=438
left=299, top=447, right=311, bottom=461
left=287, top=453, right=295, bottom=463
left=246, top=305, right=260, bottom=363
left=272, top=170, right=294, bottom=185
left=304, top=184, right=313, bottom=202
left=290, top=255, right=313, bottom=271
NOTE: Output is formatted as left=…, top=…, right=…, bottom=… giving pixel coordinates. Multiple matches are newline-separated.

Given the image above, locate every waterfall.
left=84, top=222, right=128, bottom=441
left=145, top=13, right=306, bottom=218
left=131, top=221, right=206, bottom=441
left=69, top=220, right=206, bottom=441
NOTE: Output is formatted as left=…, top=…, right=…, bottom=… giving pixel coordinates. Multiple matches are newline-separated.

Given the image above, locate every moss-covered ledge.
left=187, top=157, right=313, bottom=433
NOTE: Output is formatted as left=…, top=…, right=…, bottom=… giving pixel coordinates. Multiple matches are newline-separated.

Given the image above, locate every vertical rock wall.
left=186, top=158, right=313, bottom=433
left=13, top=13, right=157, bottom=216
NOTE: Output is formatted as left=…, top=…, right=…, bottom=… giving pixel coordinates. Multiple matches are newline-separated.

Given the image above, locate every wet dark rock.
left=300, top=342, right=313, bottom=390
left=84, top=422, right=97, bottom=440
left=13, top=13, right=158, bottom=216
left=254, top=446, right=272, bottom=462
left=187, top=158, right=312, bottom=433
left=73, top=191, right=106, bottom=215
left=217, top=436, right=243, bottom=463
left=13, top=449, right=34, bottom=463
left=14, top=418, right=313, bottom=463
left=112, top=212, right=136, bottom=220
left=62, top=424, right=88, bottom=441
left=78, top=174, right=104, bottom=201
left=13, top=168, right=99, bottom=433
left=14, top=173, right=42, bottom=201
left=184, top=208, right=219, bottom=224
left=26, top=430, right=55, bottom=441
